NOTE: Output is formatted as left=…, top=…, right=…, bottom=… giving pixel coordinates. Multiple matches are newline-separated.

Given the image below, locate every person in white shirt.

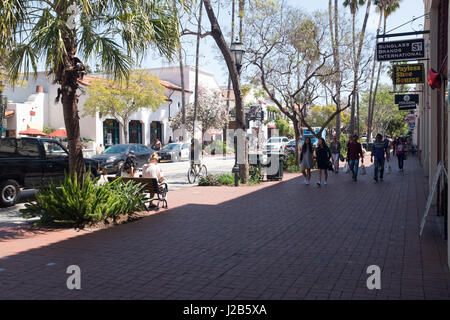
left=142, top=153, right=164, bottom=182
left=142, top=153, right=164, bottom=207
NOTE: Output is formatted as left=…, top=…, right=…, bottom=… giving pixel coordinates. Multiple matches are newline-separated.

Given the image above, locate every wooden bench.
left=107, top=177, right=168, bottom=210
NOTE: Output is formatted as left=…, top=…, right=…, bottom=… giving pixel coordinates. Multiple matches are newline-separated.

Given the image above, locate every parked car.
left=284, top=139, right=300, bottom=154
left=157, top=142, right=190, bottom=162
left=92, top=144, right=155, bottom=174
left=0, top=137, right=102, bottom=207
left=263, top=136, right=289, bottom=153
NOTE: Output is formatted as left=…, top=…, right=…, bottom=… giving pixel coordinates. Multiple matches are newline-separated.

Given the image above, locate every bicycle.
left=187, top=160, right=207, bottom=184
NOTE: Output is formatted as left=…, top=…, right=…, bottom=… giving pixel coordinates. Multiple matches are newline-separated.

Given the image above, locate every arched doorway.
left=103, top=119, right=119, bottom=148
left=150, top=121, right=163, bottom=145
left=129, top=120, right=142, bottom=144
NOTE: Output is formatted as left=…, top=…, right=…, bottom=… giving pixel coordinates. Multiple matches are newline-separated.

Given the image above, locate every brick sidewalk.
left=0, top=155, right=449, bottom=299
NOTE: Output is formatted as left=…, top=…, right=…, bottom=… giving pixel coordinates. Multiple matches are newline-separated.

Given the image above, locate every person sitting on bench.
left=142, top=153, right=164, bottom=207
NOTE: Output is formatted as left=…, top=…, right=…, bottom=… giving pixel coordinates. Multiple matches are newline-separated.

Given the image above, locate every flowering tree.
left=170, top=87, right=228, bottom=138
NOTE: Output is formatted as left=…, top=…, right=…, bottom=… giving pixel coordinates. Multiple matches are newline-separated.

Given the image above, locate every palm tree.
left=343, top=0, right=371, bottom=135
left=0, top=0, right=181, bottom=178
left=367, top=0, right=400, bottom=143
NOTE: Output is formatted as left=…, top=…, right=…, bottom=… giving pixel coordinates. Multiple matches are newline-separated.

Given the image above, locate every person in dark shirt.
left=315, top=138, right=332, bottom=186
left=371, top=134, right=390, bottom=182
left=347, top=135, right=364, bottom=181
left=120, top=151, right=137, bottom=177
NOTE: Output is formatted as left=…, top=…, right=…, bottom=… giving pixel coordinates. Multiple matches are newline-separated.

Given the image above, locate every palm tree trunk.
left=367, top=5, right=383, bottom=144
left=370, top=11, right=388, bottom=140
left=178, top=46, right=186, bottom=133
left=350, top=10, right=356, bottom=134
left=334, top=0, right=341, bottom=138
left=193, top=0, right=203, bottom=137
left=61, top=85, right=85, bottom=179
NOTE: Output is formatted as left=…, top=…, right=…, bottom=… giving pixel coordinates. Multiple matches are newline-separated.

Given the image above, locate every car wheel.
left=173, top=154, right=179, bottom=162
left=0, top=179, right=20, bottom=207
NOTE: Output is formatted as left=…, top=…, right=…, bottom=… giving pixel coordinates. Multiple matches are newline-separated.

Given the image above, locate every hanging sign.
left=377, top=39, right=425, bottom=61
left=393, top=63, right=424, bottom=84
left=395, top=94, right=419, bottom=110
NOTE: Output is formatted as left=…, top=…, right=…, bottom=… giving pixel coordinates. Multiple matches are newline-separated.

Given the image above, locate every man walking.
left=347, top=135, right=364, bottom=181
left=371, top=134, right=390, bottom=182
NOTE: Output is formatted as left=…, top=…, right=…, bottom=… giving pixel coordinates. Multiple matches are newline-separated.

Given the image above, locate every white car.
left=157, top=142, right=190, bottom=162
left=263, top=136, right=289, bottom=153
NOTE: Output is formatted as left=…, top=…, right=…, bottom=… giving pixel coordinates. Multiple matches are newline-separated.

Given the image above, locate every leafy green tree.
left=361, top=84, right=408, bottom=138
left=0, top=0, right=181, bottom=178
left=309, top=105, right=350, bottom=133
left=84, top=71, right=167, bottom=143
left=264, top=106, right=294, bottom=138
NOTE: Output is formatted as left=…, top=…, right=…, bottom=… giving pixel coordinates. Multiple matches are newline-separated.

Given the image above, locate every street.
left=0, top=156, right=235, bottom=227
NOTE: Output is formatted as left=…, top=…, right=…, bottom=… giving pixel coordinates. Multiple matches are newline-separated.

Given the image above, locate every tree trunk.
left=334, top=0, right=341, bottom=138
left=178, top=46, right=186, bottom=133
left=224, top=0, right=236, bottom=157
left=203, top=0, right=248, bottom=183
left=61, top=85, right=85, bottom=179
left=293, top=118, right=301, bottom=165
left=350, top=11, right=356, bottom=134
left=367, top=5, right=383, bottom=144
left=123, top=120, right=129, bottom=144
left=193, top=0, right=203, bottom=138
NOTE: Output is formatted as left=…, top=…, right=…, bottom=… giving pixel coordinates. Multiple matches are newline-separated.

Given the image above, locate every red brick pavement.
left=0, top=155, right=449, bottom=300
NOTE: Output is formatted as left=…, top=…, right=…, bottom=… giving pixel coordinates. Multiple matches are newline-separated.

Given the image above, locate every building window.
left=103, top=119, right=119, bottom=147
left=129, top=120, right=142, bottom=144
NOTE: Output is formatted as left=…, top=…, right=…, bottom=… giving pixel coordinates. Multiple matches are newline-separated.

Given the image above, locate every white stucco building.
left=2, top=66, right=223, bottom=150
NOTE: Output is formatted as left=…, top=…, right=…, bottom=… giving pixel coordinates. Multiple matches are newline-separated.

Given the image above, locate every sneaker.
left=305, top=180, right=310, bottom=185
left=374, top=177, right=378, bottom=182
left=323, top=181, right=327, bottom=185
left=317, top=182, right=321, bottom=187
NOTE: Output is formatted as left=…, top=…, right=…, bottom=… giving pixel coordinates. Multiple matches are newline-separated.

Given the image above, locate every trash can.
left=266, top=152, right=285, bottom=180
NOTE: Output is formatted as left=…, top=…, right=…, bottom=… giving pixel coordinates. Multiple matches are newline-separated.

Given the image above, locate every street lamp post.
left=230, top=40, right=245, bottom=187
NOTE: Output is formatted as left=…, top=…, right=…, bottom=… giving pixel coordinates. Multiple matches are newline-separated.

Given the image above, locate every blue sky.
left=139, top=0, right=425, bottom=87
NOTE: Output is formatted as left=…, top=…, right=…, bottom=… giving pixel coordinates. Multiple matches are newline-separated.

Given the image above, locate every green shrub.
left=286, top=164, right=301, bottom=173
left=217, top=174, right=234, bottom=186
left=198, top=174, right=220, bottom=186
left=20, top=174, right=146, bottom=226
left=249, top=165, right=262, bottom=185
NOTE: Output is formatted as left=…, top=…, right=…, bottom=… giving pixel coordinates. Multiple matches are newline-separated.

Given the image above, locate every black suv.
left=0, top=137, right=101, bottom=206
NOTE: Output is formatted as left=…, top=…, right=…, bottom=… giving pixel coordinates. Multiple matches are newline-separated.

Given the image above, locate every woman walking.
left=396, top=136, right=407, bottom=172
left=330, top=137, right=341, bottom=173
left=300, top=137, right=314, bottom=185
left=315, top=138, right=332, bottom=186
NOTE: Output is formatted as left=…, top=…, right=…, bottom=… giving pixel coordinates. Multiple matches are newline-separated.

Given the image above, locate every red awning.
left=49, top=128, right=67, bottom=137
left=19, top=128, right=47, bottom=136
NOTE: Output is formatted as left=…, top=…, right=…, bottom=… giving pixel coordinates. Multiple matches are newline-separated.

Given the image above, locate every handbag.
left=339, top=153, right=344, bottom=162
left=327, top=160, right=334, bottom=171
